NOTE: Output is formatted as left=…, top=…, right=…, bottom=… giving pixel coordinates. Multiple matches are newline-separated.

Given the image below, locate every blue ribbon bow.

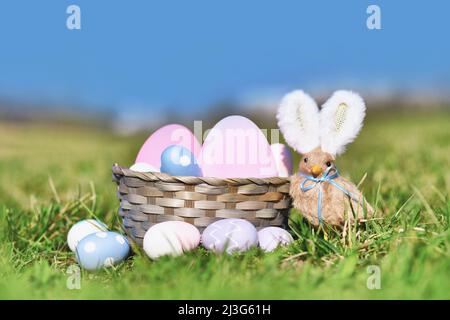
left=298, top=166, right=355, bottom=223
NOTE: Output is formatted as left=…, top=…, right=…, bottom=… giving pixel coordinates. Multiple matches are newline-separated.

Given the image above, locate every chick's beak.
left=311, top=165, right=323, bottom=177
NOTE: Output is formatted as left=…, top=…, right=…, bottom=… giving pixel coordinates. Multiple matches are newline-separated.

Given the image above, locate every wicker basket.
left=112, top=164, right=292, bottom=247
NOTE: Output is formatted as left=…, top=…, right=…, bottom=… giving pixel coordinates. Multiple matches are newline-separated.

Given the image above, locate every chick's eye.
left=303, top=157, right=308, bottom=163
left=326, top=161, right=332, bottom=167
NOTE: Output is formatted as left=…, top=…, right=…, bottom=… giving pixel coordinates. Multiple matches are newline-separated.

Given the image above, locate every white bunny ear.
left=277, top=90, right=320, bottom=154
left=320, top=90, right=366, bottom=156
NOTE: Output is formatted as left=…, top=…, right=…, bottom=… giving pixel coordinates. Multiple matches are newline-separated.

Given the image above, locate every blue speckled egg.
left=160, top=145, right=202, bottom=176
left=76, top=231, right=130, bottom=271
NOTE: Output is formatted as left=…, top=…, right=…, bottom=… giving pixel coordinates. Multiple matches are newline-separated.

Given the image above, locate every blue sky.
left=0, top=0, right=449, bottom=116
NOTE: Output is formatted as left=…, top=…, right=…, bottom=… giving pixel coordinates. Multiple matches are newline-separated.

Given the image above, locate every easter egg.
left=257, top=227, right=294, bottom=252
left=199, top=116, right=278, bottom=178
left=201, top=218, right=258, bottom=254
left=67, top=219, right=108, bottom=252
left=270, top=144, right=293, bottom=177
left=76, top=231, right=130, bottom=271
left=130, top=162, right=160, bottom=172
left=143, top=221, right=201, bottom=260
left=135, top=124, right=201, bottom=169
left=160, top=145, right=202, bottom=176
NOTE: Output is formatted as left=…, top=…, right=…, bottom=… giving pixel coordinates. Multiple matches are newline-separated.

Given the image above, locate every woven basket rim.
left=113, top=164, right=291, bottom=187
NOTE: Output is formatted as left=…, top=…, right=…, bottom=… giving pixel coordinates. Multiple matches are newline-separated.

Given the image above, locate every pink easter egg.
left=170, top=221, right=201, bottom=250
left=136, top=124, right=201, bottom=169
left=270, top=143, right=293, bottom=177
left=199, top=116, right=278, bottom=178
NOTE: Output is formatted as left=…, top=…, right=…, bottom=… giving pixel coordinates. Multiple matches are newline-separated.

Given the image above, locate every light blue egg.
left=76, top=231, right=130, bottom=271
left=160, top=145, right=202, bottom=176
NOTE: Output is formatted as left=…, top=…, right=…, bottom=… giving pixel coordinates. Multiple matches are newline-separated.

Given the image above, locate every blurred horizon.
left=1, top=0, right=450, bottom=130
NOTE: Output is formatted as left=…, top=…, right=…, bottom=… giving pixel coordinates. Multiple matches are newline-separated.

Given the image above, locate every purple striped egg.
left=201, top=218, right=258, bottom=254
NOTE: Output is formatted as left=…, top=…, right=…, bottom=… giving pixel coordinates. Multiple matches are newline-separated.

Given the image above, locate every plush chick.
left=277, top=90, right=374, bottom=227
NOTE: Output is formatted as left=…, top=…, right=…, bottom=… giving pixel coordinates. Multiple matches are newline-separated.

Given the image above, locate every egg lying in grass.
left=76, top=231, right=130, bottom=271
left=143, top=221, right=201, bottom=260
left=67, top=219, right=108, bottom=252
left=201, top=218, right=258, bottom=254
left=257, top=227, right=294, bottom=252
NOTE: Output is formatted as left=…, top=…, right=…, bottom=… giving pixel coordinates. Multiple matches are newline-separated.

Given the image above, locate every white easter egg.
left=201, top=218, right=258, bottom=254
left=130, top=162, right=160, bottom=172
left=67, top=219, right=108, bottom=252
left=258, top=227, right=293, bottom=252
left=76, top=231, right=130, bottom=271
left=143, top=221, right=201, bottom=260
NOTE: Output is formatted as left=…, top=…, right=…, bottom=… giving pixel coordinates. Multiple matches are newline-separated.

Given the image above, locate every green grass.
left=0, top=110, right=449, bottom=299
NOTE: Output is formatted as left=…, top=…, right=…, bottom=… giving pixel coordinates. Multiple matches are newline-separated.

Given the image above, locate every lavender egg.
left=258, top=227, right=294, bottom=252
left=201, top=218, right=258, bottom=254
